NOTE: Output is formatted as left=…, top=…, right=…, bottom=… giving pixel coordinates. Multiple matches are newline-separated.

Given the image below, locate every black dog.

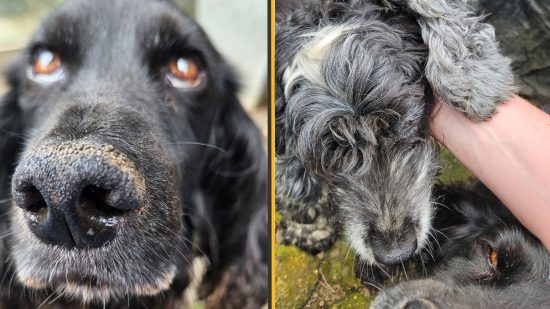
left=371, top=183, right=550, bottom=308
left=0, top=0, right=267, bottom=307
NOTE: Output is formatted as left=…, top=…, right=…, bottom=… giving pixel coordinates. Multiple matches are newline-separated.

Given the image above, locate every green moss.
left=321, top=241, right=361, bottom=290
left=438, top=147, right=473, bottom=184
left=330, top=291, right=371, bottom=308
left=275, top=211, right=282, bottom=225
left=189, top=303, right=204, bottom=309
left=275, top=244, right=320, bottom=308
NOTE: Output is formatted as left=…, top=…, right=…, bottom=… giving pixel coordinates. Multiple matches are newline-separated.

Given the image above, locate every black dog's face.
left=372, top=228, right=550, bottom=309
left=276, top=5, right=438, bottom=265
left=432, top=228, right=550, bottom=286
left=2, top=0, right=235, bottom=302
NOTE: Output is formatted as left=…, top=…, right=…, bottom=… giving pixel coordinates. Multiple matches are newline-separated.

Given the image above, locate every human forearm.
left=430, top=95, right=550, bottom=249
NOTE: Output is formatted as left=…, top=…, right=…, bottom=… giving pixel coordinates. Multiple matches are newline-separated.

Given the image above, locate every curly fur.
left=401, top=0, right=515, bottom=119
left=275, top=0, right=513, bottom=266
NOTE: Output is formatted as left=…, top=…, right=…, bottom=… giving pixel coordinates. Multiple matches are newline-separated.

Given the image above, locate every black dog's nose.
left=12, top=143, right=144, bottom=249
left=369, top=225, right=417, bottom=265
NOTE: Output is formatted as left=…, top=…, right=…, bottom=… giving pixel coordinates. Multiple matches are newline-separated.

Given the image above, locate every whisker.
left=167, top=141, right=227, bottom=154
left=8, top=269, right=17, bottom=300
left=401, top=261, right=409, bottom=281
left=363, top=280, right=383, bottom=292
left=0, top=129, right=26, bottom=140
left=0, top=198, right=13, bottom=204
left=344, top=243, right=353, bottom=262
left=0, top=232, right=15, bottom=240
left=37, top=289, right=58, bottom=308
left=376, top=264, right=394, bottom=284
left=420, top=254, right=428, bottom=277
left=433, top=228, right=451, bottom=241
left=48, top=288, right=65, bottom=305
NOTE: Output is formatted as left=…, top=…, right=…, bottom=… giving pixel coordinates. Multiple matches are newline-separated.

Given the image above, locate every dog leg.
left=277, top=182, right=337, bottom=254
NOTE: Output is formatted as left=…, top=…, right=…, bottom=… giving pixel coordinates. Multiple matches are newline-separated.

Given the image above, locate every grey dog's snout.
left=369, top=224, right=417, bottom=265
left=12, top=143, right=144, bottom=249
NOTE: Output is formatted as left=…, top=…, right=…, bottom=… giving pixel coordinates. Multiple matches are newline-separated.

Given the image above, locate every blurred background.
left=0, top=0, right=267, bottom=139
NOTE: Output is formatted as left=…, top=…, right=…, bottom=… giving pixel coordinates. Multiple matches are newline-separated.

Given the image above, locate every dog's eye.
left=29, top=49, right=64, bottom=84
left=481, top=240, right=499, bottom=272
left=488, top=247, right=498, bottom=270
left=166, top=57, right=204, bottom=89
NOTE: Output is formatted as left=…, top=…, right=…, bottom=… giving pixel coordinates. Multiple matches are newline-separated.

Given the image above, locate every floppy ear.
left=198, top=68, right=267, bottom=303
left=275, top=68, right=324, bottom=207
left=0, top=73, right=24, bottom=201
left=389, top=0, right=514, bottom=120
left=0, top=66, right=24, bottom=275
left=204, top=206, right=268, bottom=308
left=274, top=18, right=325, bottom=206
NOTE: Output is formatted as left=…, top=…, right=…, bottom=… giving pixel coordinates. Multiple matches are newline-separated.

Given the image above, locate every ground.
left=275, top=148, right=473, bottom=308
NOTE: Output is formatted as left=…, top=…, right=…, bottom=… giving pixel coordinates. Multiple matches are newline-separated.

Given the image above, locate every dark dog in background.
left=275, top=0, right=513, bottom=267
left=0, top=0, right=267, bottom=307
left=372, top=182, right=550, bottom=308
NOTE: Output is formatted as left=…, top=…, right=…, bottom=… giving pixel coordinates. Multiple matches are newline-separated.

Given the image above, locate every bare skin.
left=430, top=94, right=550, bottom=250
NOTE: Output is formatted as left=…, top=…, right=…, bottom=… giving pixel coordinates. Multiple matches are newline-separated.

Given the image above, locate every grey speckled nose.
left=12, top=142, right=145, bottom=249
left=369, top=224, right=418, bottom=265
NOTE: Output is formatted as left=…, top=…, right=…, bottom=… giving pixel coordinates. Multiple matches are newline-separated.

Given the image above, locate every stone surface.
left=476, top=0, right=550, bottom=109
left=275, top=244, right=320, bottom=308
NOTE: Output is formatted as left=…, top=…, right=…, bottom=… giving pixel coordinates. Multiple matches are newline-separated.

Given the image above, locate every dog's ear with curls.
left=274, top=8, right=326, bottom=207
left=197, top=66, right=268, bottom=305
left=275, top=74, right=324, bottom=207
left=384, top=0, right=514, bottom=120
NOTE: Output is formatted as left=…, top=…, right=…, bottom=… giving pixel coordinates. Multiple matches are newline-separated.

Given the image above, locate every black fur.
left=371, top=183, right=550, bottom=308
left=0, top=0, right=267, bottom=307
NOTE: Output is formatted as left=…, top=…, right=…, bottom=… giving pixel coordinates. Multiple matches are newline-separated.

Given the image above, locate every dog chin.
left=18, top=266, right=176, bottom=304
left=10, top=199, right=180, bottom=303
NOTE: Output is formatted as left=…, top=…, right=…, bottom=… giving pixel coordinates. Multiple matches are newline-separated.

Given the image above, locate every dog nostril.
left=18, top=185, right=48, bottom=212
left=79, top=185, right=126, bottom=217
left=15, top=184, right=49, bottom=226
left=73, top=183, right=139, bottom=247
left=12, top=144, right=144, bottom=248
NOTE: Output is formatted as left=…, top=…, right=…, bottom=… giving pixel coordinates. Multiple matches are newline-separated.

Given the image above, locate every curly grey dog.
left=371, top=183, right=550, bottom=308
left=275, top=0, right=513, bottom=266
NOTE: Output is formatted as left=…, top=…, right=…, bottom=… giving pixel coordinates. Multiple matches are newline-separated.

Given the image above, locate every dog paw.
left=279, top=215, right=337, bottom=254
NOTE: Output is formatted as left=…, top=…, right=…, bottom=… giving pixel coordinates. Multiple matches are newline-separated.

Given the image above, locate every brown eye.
left=29, top=49, right=64, bottom=84
left=33, top=49, right=62, bottom=75
left=489, top=248, right=498, bottom=270
left=166, top=57, right=204, bottom=89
